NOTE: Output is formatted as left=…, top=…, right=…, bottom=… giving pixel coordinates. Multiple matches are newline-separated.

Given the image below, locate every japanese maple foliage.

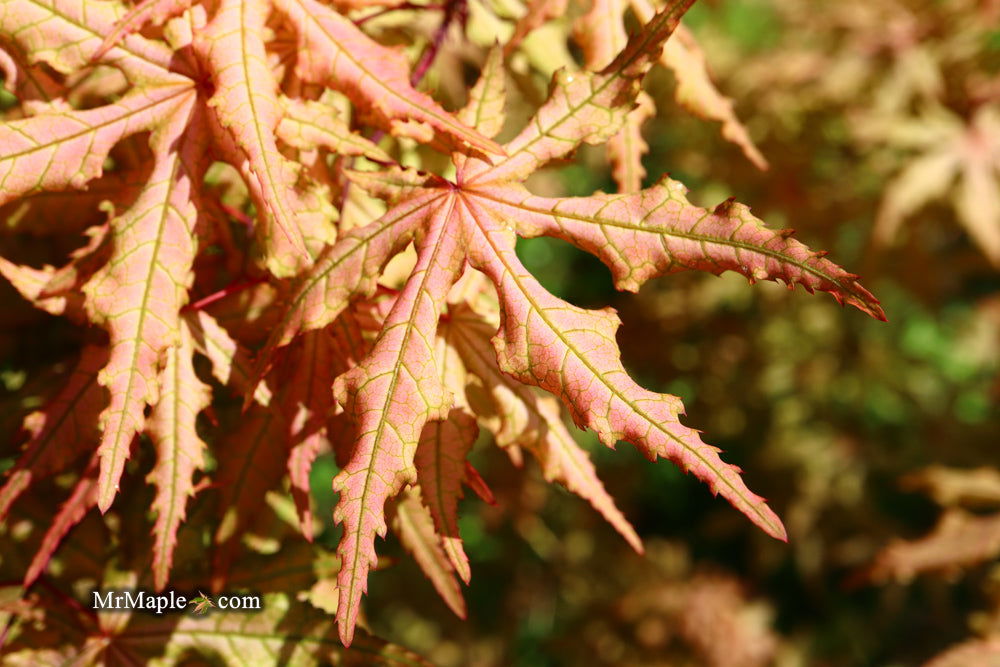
left=0, top=0, right=884, bottom=657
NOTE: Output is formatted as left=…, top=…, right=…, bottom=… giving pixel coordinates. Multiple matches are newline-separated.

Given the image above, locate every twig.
left=411, top=0, right=468, bottom=86
left=184, top=277, right=266, bottom=312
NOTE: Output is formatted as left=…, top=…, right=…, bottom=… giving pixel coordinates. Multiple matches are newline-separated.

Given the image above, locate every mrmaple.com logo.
left=91, top=589, right=261, bottom=614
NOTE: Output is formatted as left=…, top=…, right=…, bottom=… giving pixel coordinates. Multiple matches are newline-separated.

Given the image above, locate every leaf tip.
left=464, top=461, right=496, bottom=506
left=772, top=521, right=789, bottom=543
left=97, top=484, right=117, bottom=514
left=754, top=501, right=788, bottom=543
left=338, top=614, right=356, bottom=647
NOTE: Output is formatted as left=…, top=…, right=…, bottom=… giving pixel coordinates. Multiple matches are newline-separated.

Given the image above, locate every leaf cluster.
left=0, top=0, right=885, bottom=658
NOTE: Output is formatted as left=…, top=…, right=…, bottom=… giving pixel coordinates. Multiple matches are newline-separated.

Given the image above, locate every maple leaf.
left=413, top=406, right=479, bottom=584
left=255, top=0, right=884, bottom=645
left=82, top=103, right=204, bottom=513
left=146, top=321, right=211, bottom=591
left=863, top=104, right=1000, bottom=267
left=272, top=0, right=503, bottom=157
left=869, top=509, right=1000, bottom=582
left=0, top=346, right=107, bottom=522
left=1, top=1, right=205, bottom=519
left=444, top=300, right=641, bottom=552
left=0, top=83, right=193, bottom=209
left=22, top=452, right=100, bottom=588
left=867, top=466, right=1000, bottom=583
left=392, top=486, right=467, bottom=618
left=630, top=0, right=768, bottom=169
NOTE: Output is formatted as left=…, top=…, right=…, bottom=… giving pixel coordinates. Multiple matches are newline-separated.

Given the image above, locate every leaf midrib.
left=472, top=188, right=857, bottom=293
left=341, top=194, right=458, bottom=624
left=0, top=84, right=192, bottom=163
left=100, top=148, right=185, bottom=509
left=235, top=0, right=306, bottom=259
